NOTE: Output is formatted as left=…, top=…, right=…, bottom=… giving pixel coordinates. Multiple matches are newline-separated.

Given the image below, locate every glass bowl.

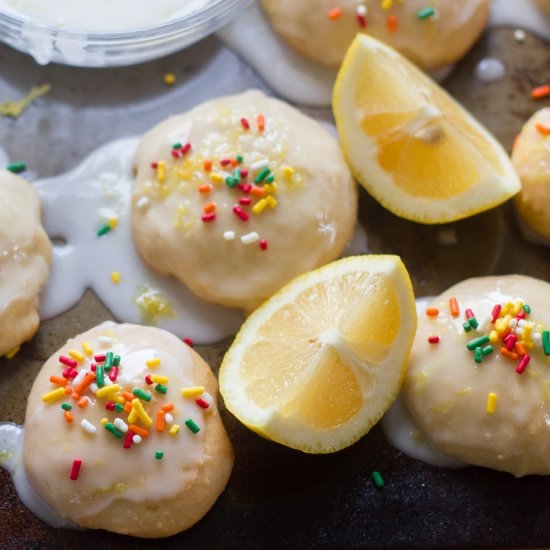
left=0, top=0, right=252, bottom=67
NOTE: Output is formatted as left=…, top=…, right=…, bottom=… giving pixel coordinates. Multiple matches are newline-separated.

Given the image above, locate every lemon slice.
left=333, top=35, right=520, bottom=224
left=219, top=255, right=417, bottom=453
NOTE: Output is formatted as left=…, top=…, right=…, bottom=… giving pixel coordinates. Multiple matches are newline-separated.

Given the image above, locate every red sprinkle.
left=491, top=305, right=502, bottom=323
left=240, top=169, right=249, bottom=179
left=196, top=397, right=210, bottom=409
left=242, top=183, right=252, bottom=194
left=241, top=117, right=250, bottom=130
left=181, top=143, right=191, bottom=154
left=201, top=213, right=216, bottom=223
left=62, top=367, right=72, bottom=379
left=95, top=354, right=106, bottom=363
left=356, top=13, right=367, bottom=27
left=516, top=311, right=527, bottom=320
left=150, top=162, right=158, bottom=169
left=239, top=197, right=252, bottom=205
left=516, top=354, right=531, bottom=374
left=428, top=336, right=440, bottom=344
left=59, top=355, right=77, bottom=368
left=68, top=368, right=78, bottom=379
left=220, top=158, right=232, bottom=166
left=260, top=240, right=268, bottom=251
left=183, top=338, right=194, bottom=347
left=504, top=333, right=518, bottom=351
left=233, top=205, right=249, bottom=222
left=145, top=375, right=153, bottom=385
left=171, top=149, right=180, bottom=159
left=69, top=459, right=82, bottom=481
left=109, top=366, right=119, bottom=382
left=123, top=431, right=135, bottom=449
left=105, top=401, right=115, bottom=411
left=465, top=308, right=475, bottom=320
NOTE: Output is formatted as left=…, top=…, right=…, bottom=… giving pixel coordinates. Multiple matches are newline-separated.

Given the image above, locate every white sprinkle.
left=114, top=418, right=129, bottom=433
left=80, top=419, right=97, bottom=434
left=251, top=159, right=269, bottom=171
left=99, top=336, right=113, bottom=347
left=136, top=197, right=150, bottom=209
left=241, top=231, right=260, bottom=245
left=534, top=333, right=542, bottom=345
left=72, top=369, right=88, bottom=388
left=516, top=328, right=524, bottom=337
left=514, top=29, right=526, bottom=42
left=356, top=4, right=367, bottom=16
left=518, top=319, right=528, bottom=328
left=165, top=413, right=174, bottom=424
left=223, top=230, right=236, bottom=241
left=90, top=383, right=98, bottom=393
left=133, top=435, right=143, bottom=444
left=509, top=318, right=518, bottom=328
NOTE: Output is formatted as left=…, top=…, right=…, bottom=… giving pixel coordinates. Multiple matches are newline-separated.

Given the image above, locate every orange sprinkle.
left=257, top=114, right=265, bottom=132
left=129, top=424, right=149, bottom=438
left=536, top=123, right=550, bottom=136
left=77, top=397, right=89, bottom=409
left=203, top=159, right=212, bottom=172
left=124, top=402, right=132, bottom=414
left=250, top=186, right=265, bottom=197
left=531, top=84, right=550, bottom=100
left=500, top=347, right=519, bottom=360
left=449, top=298, right=460, bottom=318
left=161, top=402, right=175, bottom=412
left=64, top=411, right=74, bottom=423
left=198, top=184, right=212, bottom=194
left=74, top=372, right=95, bottom=396
left=64, top=386, right=73, bottom=395
left=50, top=375, right=67, bottom=387
left=230, top=158, right=239, bottom=167
left=515, top=342, right=527, bottom=356
left=327, top=7, right=342, bottom=19
left=72, top=392, right=80, bottom=401
left=203, top=202, right=216, bottom=214
left=156, top=410, right=166, bottom=433
left=122, top=391, right=134, bottom=402
left=426, top=307, right=439, bottom=317
left=387, top=15, right=398, bottom=31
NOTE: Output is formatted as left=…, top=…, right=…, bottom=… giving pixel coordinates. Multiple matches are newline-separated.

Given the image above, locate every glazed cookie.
left=131, top=90, right=357, bottom=311
left=24, top=322, right=233, bottom=538
left=403, top=275, right=550, bottom=477
left=261, top=0, right=489, bottom=71
left=0, top=170, right=51, bottom=357
left=512, top=107, right=550, bottom=244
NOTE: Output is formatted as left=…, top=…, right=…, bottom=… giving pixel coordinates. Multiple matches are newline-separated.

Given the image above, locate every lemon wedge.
left=219, top=255, right=417, bottom=453
left=333, top=35, right=520, bottom=224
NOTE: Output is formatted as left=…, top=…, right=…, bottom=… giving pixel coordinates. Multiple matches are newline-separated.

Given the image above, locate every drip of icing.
left=474, top=57, right=506, bottom=83
left=34, top=137, right=244, bottom=344
left=380, top=297, right=465, bottom=468
left=0, top=423, right=76, bottom=528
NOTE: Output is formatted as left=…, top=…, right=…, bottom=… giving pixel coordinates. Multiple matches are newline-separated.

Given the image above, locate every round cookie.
left=131, top=90, right=357, bottom=311
left=261, top=0, right=489, bottom=71
left=0, top=170, right=51, bottom=357
left=403, top=275, right=550, bottom=477
left=24, top=322, right=233, bottom=538
left=512, top=107, right=550, bottom=245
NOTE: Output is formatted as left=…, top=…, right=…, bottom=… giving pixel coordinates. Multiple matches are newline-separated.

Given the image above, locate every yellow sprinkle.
left=82, top=341, right=93, bottom=357
left=495, top=315, right=511, bottom=333
left=264, top=183, right=278, bottom=194
left=501, top=302, right=513, bottom=316
left=157, top=161, right=166, bottom=183
left=381, top=0, right=393, bottom=9
left=131, top=398, right=153, bottom=427
left=111, top=271, right=121, bottom=284
left=96, top=384, right=120, bottom=399
left=0, top=83, right=51, bottom=118
left=282, top=166, right=295, bottom=178
left=486, top=392, right=497, bottom=414
left=252, top=198, right=268, bottom=214
left=169, top=424, right=180, bottom=436
left=266, top=196, right=277, bottom=208
left=68, top=349, right=85, bottom=362
left=5, top=345, right=20, bottom=359
left=489, top=330, right=499, bottom=344
left=210, top=173, right=223, bottom=184
left=108, top=217, right=119, bottom=229
left=146, top=357, right=161, bottom=369
left=163, top=72, right=176, bottom=85
left=42, top=387, right=67, bottom=403
left=112, top=394, right=126, bottom=404
left=181, top=386, right=205, bottom=398
left=512, top=301, right=524, bottom=316
left=523, top=325, right=533, bottom=339
left=151, top=375, right=169, bottom=384
left=101, top=417, right=109, bottom=426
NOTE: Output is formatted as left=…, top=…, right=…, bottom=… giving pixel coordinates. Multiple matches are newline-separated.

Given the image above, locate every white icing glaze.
left=0, top=0, right=211, bottom=32
left=218, top=1, right=549, bottom=107
left=474, top=57, right=506, bottom=82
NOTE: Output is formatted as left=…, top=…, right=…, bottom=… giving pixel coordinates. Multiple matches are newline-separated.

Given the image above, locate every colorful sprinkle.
left=155, top=450, right=164, bottom=460
left=69, top=459, right=82, bottom=481
left=185, top=419, right=200, bottom=434
left=371, top=470, right=385, bottom=489
left=486, top=393, right=497, bottom=414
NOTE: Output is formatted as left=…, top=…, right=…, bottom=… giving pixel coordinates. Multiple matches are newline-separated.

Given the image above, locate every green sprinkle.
left=467, top=335, right=490, bottom=351
left=236, top=155, right=244, bottom=164
left=155, top=450, right=164, bottom=460
left=133, top=388, right=152, bottom=402
left=61, top=403, right=72, bottom=411
left=474, top=347, right=483, bottom=364
left=105, top=422, right=123, bottom=438
left=115, top=402, right=124, bottom=413
left=172, top=142, right=182, bottom=150
left=7, top=161, right=26, bottom=174
left=97, top=224, right=111, bottom=237
left=417, top=6, right=436, bottom=19
left=468, top=317, right=479, bottom=330
left=371, top=470, right=385, bottom=489
left=523, top=304, right=531, bottom=314
left=543, top=331, right=550, bottom=356
left=113, top=355, right=121, bottom=367
left=463, top=322, right=472, bottom=333
left=254, top=167, right=271, bottom=183
left=225, top=176, right=239, bottom=188
left=481, top=345, right=494, bottom=356
left=96, top=365, right=105, bottom=388
left=265, top=175, right=275, bottom=183
left=155, top=383, right=168, bottom=395
left=185, top=419, right=200, bottom=434
left=104, top=351, right=114, bottom=371
left=232, top=168, right=241, bottom=180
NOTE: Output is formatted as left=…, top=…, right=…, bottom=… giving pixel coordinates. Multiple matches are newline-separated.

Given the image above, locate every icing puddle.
left=218, top=0, right=550, bottom=107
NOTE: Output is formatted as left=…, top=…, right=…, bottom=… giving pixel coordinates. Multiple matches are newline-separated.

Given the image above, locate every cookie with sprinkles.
left=403, top=275, right=550, bottom=477
left=131, top=90, right=357, bottom=311
left=23, top=322, right=233, bottom=537
left=0, top=169, right=52, bottom=358
left=261, top=0, right=489, bottom=71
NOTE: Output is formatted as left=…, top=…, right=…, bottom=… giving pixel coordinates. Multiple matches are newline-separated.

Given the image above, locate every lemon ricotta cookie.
left=261, top=0, right=489, bottom=71
left=512, top=107, right=550, bottom=244
left=403, top=275, right=550, bottom=477
left=0, top=169, right=51, bottom=357
left=24, top=322, right=233, bottom=537
left=131, top=90, right=357, bottom=311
